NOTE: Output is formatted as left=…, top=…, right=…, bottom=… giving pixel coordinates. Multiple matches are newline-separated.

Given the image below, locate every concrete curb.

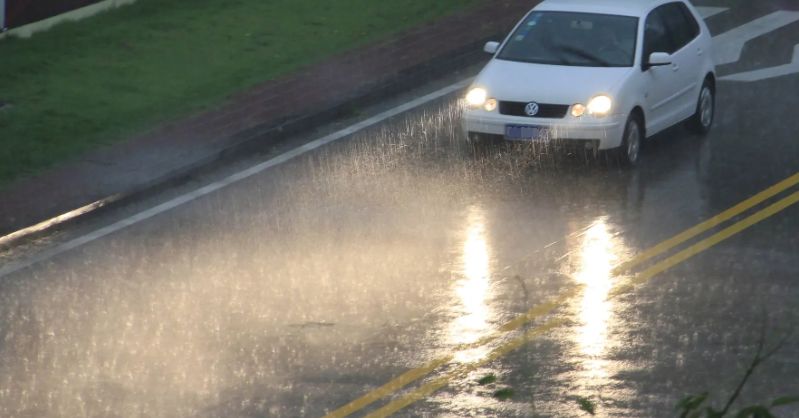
left=0, top=0, right=137, bottom=39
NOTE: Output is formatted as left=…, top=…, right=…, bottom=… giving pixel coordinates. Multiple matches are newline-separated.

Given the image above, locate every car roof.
left=534, top=0, right=678, bottom=17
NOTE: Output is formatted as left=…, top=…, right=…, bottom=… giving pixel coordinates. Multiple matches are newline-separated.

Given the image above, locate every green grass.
left=477, top=373, right=497, bottom=385
left=0, top=0, right=477, bottom=186
left=575, top=396, right=596, bottom=415
left=492, top=388, right=514, bottom=401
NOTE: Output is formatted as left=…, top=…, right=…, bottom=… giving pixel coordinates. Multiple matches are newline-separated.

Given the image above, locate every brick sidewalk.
left=0, top=0, right=539, bottom=238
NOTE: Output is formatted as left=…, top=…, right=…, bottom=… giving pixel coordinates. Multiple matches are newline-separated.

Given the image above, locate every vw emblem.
left=524, top=102, right=540, bottom=116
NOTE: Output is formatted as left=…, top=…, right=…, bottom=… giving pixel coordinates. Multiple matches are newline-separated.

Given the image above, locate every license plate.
left=504, top=125, right=549, bottom=141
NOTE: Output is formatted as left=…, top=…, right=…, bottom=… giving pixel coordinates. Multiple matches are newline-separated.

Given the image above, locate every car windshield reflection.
left=498, top=11, right=639, bottom=67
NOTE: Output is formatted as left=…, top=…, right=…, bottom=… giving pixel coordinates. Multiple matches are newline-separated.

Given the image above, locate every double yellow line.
left=326, top=172, right=799, bottom=418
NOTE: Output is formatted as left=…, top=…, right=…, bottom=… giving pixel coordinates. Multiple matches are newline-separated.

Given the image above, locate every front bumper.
left=462, top=109, right=626, bottom=150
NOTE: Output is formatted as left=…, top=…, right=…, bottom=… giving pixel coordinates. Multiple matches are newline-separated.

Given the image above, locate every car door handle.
left=697, top=47, right=703, bottom=56
left=672, top=63, right=680, bottom=71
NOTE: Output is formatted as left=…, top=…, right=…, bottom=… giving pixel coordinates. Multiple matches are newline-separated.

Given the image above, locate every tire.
left=687, top=80, right=715, bottom=135
left=616, top=114, right=642, bottom=167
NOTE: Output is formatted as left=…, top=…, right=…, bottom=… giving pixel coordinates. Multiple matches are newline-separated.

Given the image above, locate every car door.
left=660, top=2, right=703, bottom=123
left=642, top=6, right=681, bottom=135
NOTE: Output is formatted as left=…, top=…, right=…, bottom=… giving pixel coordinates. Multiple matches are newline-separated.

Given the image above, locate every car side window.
left=677, top=2, right=701, bottom=40
left=660, top=3, right=698, bottom=52
left=644, top=8, right=673, bottom=58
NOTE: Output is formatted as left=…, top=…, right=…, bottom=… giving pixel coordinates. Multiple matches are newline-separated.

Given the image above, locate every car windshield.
left=497, top=11, right=639, bottom=67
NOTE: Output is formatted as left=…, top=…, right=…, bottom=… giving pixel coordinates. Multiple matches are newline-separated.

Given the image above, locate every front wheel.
left=687, top=81, right=714, bottom=135
left=616, top=115, right=642, bottom=167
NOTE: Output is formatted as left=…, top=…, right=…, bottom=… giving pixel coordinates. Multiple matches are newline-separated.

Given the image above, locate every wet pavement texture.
left=2, top=2, right=799, bottom=417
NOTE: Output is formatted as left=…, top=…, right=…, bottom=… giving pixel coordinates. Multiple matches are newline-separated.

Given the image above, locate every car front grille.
left=499, top=101, right=570, bottom=119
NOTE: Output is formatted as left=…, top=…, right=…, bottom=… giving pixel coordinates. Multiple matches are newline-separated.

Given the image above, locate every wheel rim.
left=626, top=121, right=640, bottom=163
left=699, top=86, right=713, bottom=128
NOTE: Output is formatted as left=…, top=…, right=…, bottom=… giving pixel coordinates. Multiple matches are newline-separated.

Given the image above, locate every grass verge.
left=0, top=0, right=477, bottom=186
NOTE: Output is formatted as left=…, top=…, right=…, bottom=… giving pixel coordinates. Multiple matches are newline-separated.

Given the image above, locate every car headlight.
left=587, top=95, right=612, bottom=116
left=465, top=88, right=487, bottom=107
left=571, top=103, right=586, bottom=117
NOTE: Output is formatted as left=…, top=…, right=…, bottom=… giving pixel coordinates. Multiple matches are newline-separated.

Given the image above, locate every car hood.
left=474, top=59, right=634, bottom=104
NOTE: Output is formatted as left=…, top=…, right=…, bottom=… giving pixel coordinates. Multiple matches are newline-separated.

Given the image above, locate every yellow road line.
left=612, top=189, right=799, bottom=296
left=362, top=190, right=799, bottom=418
left=438, top=285, right=580, bottom=351
left=364, top=319, right=568, bottom=418
left=322, top=287, right=579, bottom=418
left=323, top=355, right=454, bottom=418
left=612, top=172, right=799, bottom=275
left=324, top=173, right=799, bottom=418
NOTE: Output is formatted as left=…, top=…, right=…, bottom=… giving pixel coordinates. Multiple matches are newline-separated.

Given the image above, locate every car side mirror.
left=647, top=52, right=672, bottom=68
left=484, top=41, right=500, bottom=55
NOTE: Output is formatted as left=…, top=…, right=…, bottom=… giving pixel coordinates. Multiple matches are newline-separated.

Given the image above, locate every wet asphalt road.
left=2, top=2, right=799, bottom=417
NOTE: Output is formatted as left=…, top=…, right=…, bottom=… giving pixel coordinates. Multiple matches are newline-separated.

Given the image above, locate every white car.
left=462, top=0, right=716, bottom=165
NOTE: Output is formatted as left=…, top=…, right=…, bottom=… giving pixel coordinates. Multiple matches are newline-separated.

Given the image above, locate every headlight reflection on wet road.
left=573, top=217, right=623, bottom=381
left=447, top=206, right=496, bottom=363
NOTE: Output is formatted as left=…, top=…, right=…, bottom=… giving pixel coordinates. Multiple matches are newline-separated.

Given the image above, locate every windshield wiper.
left=556, top=45, right=612, bottom=67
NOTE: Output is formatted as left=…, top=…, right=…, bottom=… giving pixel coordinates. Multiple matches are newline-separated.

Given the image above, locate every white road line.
left=721, top=43, right=799, bottom=81
left=696, top=6, right=729, bottom=19
left=0, top=79, right=472, bottom=279
left=713, top=11, right=799, bottom=66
